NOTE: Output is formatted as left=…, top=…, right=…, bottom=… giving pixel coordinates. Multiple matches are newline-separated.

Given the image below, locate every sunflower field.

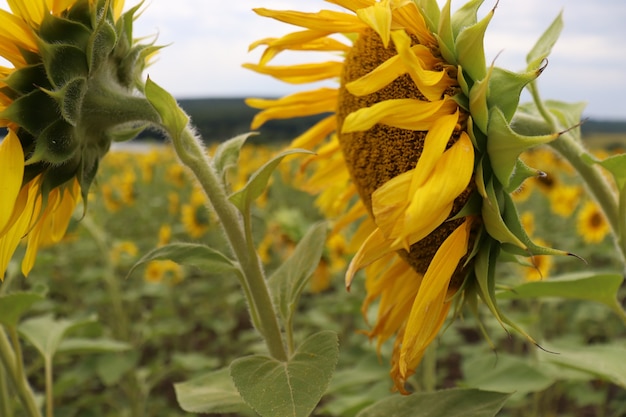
left=1, top=0, right=626, bottom=416
left=0, top=136, right=624, bottom=416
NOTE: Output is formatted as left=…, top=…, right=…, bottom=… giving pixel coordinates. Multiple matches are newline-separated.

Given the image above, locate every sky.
left=1, top=0, right=625, bottom=120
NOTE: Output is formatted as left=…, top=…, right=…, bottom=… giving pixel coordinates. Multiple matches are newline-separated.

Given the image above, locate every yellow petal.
left=399, top=218, right=472, bottom=378
left=391, top=1, right=437, bottom=46
left=326, top=0, right=373, bottom=13
left=346, top=54, right=406, bottom=97
left=341, top=97, right=457, bottom=132
left=346, top=227, right=399, bottom=289
left=356, top=0, right=392, bottom=47
left=253, top=8, right=366, bottom=33
left=7, top=0, right=44, bottom=26
left=247, top=88, right=338, bottom=129
left=291, top=115, right=337, bottom=149
left=403, top=133, right=474, bottom=239
left=391, top=30, right=452, bottom=101
left=0, top=183, right=37, bottom=279
left=409, top=111, right=459, bottom=193
left=0, top=130, right=24, bottom=234
left=251, top=31, right=349, bottom=66
left=243, top=61, right=343, bottom=84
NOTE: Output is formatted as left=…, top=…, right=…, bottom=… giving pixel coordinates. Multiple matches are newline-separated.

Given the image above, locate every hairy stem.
left=171, top=127, right=287, bottom=361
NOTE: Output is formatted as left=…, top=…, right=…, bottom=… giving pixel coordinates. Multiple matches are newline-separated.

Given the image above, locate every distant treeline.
left=4, top=98, right=623, bottom=145
left=173, top=98, right=626, bottom=145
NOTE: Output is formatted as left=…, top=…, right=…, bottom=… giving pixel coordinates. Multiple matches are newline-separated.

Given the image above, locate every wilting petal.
left=342, top=97, right=457, bottom=132
left=398, top=218, right=472, bottom=379
left=356, top=0, right=392, bottom=47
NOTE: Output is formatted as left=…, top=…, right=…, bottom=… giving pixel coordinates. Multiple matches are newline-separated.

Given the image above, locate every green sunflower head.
left=1, top=0, right=160, bottom=201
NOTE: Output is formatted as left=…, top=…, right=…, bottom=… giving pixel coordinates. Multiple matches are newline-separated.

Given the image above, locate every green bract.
left=1, top=0, right=161, bottom=202
left=420, top=0, right=572, bottom=337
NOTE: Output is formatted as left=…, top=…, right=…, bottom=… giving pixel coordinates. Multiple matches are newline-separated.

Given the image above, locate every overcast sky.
left=1, top=0, right=625, bottom=120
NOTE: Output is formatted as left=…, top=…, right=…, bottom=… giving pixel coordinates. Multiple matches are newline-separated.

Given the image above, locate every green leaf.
left=145, top=77, right=189, bottom=138
left=462, top=354, right=555, bottom=397
left=229, top=148, right=313, bottom=214
left=454, top=0, right=492, bottom=82
left=96, top=352, right=139, bottom=386
left=230, top=330, right=339, bottom=417
left=356, top=388, right=511, bottom=417
left=542, top=342, right=626, bottom=388
left=174, top=367, right=250, bottom=414
left=587, top=153, right=626, bottom=189
left=497, top=272, right=626, bottom=319
left=18, top=314, right=95, bottom=360
left=212, top=132, right=257, bottom=185
left=526, top=12, right=564, bottom=69
left=57, top=338, right=130, bottom=355
left=126, top=242, right=238, bottom=279
left=0, top=292, right=44, bottom=327
left=268, top=222, right=328, bottom=324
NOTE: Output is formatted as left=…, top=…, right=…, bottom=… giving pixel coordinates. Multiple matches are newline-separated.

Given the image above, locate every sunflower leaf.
left=18, top=314, right=96, bottom=361
left=497, top=271, right=626, bottom=320
left=0, top=292, right=44, bottom=327
left=268, top=221, right=328, bottom=325
left=230, top=330, right=339, bottom=417
left=229, top=148, right=313, bottom=214
left=212, top=132, right=257, bottom=187
left=126, top=242, right=238, bottom=279
left=174, top=368, right=250, bottom=414
left=355, top=388, right=510, bottom=417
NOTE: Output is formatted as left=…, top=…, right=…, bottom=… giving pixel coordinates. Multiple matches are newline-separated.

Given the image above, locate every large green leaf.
left=174, top=367, right=250, bottom=414
left=356, top=388, right=511, bottom=417
left=268, top=221, right=328, bottom=325
left=229, top=148, right=313, bottom=214
left=542, top=341, right=626, bottom=388
left=0, top=292, right=43, bottom=327
left=18, top=314, right=95, bottom=360
left=126, top=242, right=238, bottom=279
left=230, top=330, right=339, bottom=417
left=497, top=272, right=626, bottom=319
left=462, top=353, right=555, bottom=397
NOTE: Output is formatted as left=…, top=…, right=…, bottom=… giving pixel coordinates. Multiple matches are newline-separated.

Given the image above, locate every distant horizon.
left=172, top=96, right=626, bottom=124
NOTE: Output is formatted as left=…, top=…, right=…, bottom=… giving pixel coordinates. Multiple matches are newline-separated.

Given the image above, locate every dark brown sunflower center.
left=337, top=28, right=474, bottom=284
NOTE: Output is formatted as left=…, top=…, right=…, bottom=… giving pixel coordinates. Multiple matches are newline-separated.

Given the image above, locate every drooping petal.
left=247, top=88, right=338, bottom=129
left=253, top=8, right=366, bottom=33
left=242, top=61, right=343, bottom=84
left=0, top=131, right=23, bottom=234
left=341, top=97, right=457, bottom=132
left=398, top=218, right=472, bottom=380
left=356, top=0, right=392, bottom=47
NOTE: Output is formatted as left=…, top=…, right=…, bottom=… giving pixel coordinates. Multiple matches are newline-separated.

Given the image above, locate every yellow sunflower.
left=0, top=0, right=160, bottom=278
left=577, top=200, right=609, bottom=243
left=246, top=0, right=571, bottom=391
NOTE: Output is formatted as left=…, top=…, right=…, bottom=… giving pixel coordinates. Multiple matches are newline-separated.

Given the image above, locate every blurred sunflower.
left=0, top=0, right=160, bottom=278
left=247, top=0, right=571, bottom=391
left=181, top=188, right=211, bottom=238
left=577, top=200, right=609, bottom=243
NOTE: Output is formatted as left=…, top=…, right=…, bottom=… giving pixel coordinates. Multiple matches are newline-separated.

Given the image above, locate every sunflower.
left=577, top=200, right=609, bottom=243
left=246, top=0, right=572, bottom=392
left=0, top=0, right=160, bottom=278
left=181, top=188, right=211, bottom=239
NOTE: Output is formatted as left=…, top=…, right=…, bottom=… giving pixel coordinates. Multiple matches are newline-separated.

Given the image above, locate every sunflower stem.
left=171, top=126, right=288, bottom=362
left=0, top=326, right=42, bottom=417
left=528, top=83, right=625, bottom=262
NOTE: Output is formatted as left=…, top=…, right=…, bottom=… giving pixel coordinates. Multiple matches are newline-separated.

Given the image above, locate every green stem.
left=0, top=327, right=42, bottom=417
left=0, top=363, right=12, bottom=417
left=44, top=358, right=53, bottom=417
left=171, top=127, right=287, bottom=361
left=528, top=83, right=625, bottom=262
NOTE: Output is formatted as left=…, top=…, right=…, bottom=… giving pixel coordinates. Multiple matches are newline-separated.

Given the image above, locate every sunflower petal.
left=0, top=130, right=24, bottom=234
left=398, top=218, right=471, bottom=379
